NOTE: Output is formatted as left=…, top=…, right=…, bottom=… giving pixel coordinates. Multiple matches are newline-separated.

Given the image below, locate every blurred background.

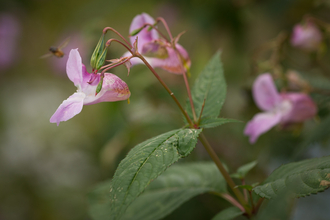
left=1, top=0, right=330, bottom=219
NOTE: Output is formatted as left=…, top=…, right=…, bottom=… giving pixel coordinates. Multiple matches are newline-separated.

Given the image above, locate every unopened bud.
left=147, top=22, right=157, bottom=31
left=95, top=47, right=108, bottom=70
left=90, top=33, right=105, bottom=70
left=95, top=77, right=104, bottom=95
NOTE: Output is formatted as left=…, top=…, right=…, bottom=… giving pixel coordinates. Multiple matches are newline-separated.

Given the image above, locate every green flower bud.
left=95, top=47, right=108, bottom=70
left=130, top=27, right=144, bottom=36
left=95, top=77, right=104, bottom=95
left=90, top=33, right=105, bottom=70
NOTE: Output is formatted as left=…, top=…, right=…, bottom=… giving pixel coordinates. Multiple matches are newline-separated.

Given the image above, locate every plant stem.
left=182, top=70, right=197, bottom=122
left=219, top=193, right=245, bottom=212
left=198, top=133, right=251, bottom=215
left=156, top=17, right=173, bottom=41
left=136, top=53, right=194, bottom=127
left=103, top=27, right=132, bottom=48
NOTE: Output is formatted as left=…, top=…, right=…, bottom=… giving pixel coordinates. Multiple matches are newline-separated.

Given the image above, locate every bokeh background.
left=1, top=0, right=330, bottom=219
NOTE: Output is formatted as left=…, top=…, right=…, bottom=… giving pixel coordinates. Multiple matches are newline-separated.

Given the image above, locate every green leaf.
left=88, top=162, right=226, bottom=220
left=186, top=51, right=226, bottom=120
left=122, top=162, right=227, bottom=220
left=100, top=129, right=202, bottom=220
left=211, top=207, right=244, bottom=220
left=88, top=180, right=112, bottom=220
left=231, top=161, right=257, bottom=179
left=253, top=156, right=330, bottom=199
left=199, top=118, right=240, bottom=129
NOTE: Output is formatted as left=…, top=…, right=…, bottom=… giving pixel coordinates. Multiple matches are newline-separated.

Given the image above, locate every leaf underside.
left=122, top=162, right=227, bottom=220
left=253, top=156, right=330, bottom=199
left=89, top=162, right=227, bottom=220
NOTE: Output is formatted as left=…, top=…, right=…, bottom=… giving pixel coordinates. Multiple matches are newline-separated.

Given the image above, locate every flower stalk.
left=198, top=133, right=252, bottom=215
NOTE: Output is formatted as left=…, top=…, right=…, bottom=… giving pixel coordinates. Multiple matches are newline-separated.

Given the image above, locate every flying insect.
left=40, top=37, right=70, bottom=59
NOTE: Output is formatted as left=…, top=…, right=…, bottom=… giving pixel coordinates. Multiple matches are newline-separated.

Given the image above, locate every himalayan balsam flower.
left=124, top=13, right=191, bottom=74
left=50, top=49, right=130, bottom=126
left=244, top=73, right=317, bottom=144
left=291, top=22, right=322, bottom=51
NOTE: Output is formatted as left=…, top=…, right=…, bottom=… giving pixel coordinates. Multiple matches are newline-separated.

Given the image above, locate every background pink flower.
left=244, top=73, right=317, bottom=143
left=291, top=22, right=322, bottom=51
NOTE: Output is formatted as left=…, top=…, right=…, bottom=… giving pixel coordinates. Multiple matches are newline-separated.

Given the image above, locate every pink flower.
left=124, top=13, right=191, bottom=74
left=50, top=49, right=130, bottom=126
left=291, top=22, right=322, bottom=51
left=244, top=73, right=317, bottom=144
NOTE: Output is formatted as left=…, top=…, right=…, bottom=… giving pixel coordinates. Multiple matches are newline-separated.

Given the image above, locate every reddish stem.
left=135, top=23, right=169, bottom=42
left=220, top=193, right=245, bottom=212
left=136, top=53, right=194, bottom=127
left=156, top=17, right=173, bottom=41
left=105, top=38, right=134, bottom=55
left=101, top=57, right=132, bottom=74
left=103, top=27, right=132, bottom=48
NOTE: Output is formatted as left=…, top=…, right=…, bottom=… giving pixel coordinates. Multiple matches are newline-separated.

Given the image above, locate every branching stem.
left=103, top=27, right=132, bottom=48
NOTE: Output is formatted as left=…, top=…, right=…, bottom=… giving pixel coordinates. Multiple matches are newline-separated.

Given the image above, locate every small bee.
left=40, top=37, right=70, bottom=59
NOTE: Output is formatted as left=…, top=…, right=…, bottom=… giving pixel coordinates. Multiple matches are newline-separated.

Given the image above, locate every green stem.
left=198, top=132, right=251, bottom=215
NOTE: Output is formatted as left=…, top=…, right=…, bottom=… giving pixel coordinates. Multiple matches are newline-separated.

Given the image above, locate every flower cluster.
left=50, top=13, right=190, bottom=125
left=124, top=13, right=191, bottom=74
left=244, top=73, right=317, bottom=144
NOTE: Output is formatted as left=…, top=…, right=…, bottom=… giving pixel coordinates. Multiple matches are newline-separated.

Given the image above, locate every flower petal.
left=253, top=73, right=281, bottom=111
left=66, top=49, right=83, bottom=86
left=50, top=92, right=85, bottom=126
left=126, top=44, right=191, bottom=74
left=147, top=44, right=190, bottom=74
left=83, top=73, right=130, bottom=105
left=244, top=111, right=282, bottom=144
left=129, top=13, right=158, bottom=52
left=280, top=93, right=317, bottom=124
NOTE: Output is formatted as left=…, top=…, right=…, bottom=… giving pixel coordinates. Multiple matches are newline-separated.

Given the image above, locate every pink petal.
left=280, top=93, right=317, bottom=124
left=244, top=111, right=282, bottom=144
left=80, top=64, right=100, bottom=91
left=66, top=49, right=83, bottom=86
left=147, top=44, right=190, bottom=74
left=129, top=13, right=158, bottom=52
left=126, top=44, right=190, bottom=74
left=83, top=73, right=130, bottom=105
left=253, top=73, right=281, bottom=111
left=50, top=92, right=85, bottom=126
